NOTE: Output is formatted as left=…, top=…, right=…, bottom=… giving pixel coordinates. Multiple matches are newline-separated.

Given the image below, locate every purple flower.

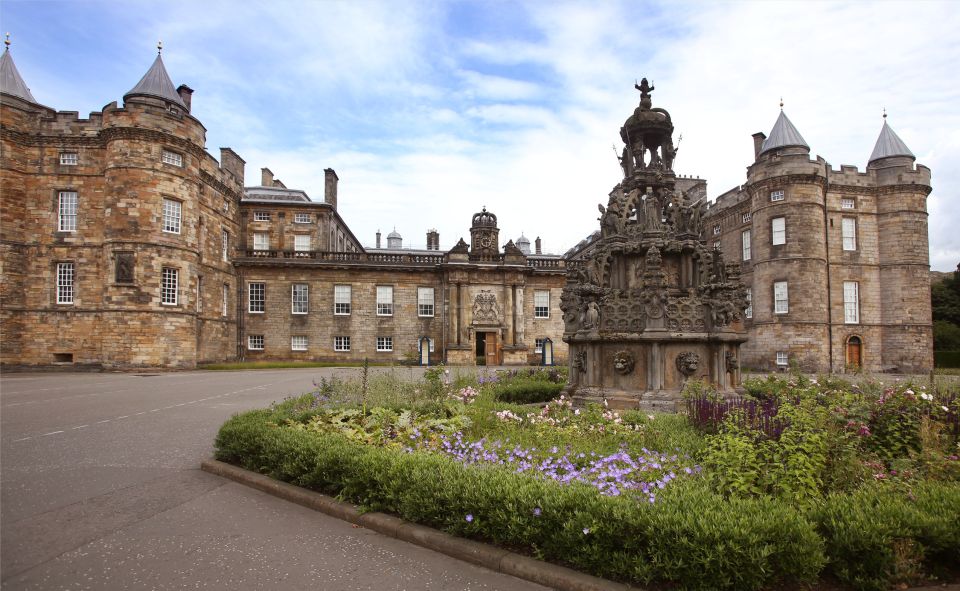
left=582, top=527, right=590, bottom=535
left=465, top=514, right=474, bottom=523
left=533, top=507, right=542, bottom=516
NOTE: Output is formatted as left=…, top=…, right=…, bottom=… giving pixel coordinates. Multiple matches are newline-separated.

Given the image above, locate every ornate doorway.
left=845, top=336, right=862, bottom=369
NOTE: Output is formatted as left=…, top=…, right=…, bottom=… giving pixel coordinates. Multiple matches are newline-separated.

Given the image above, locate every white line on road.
left=97, top=419, right=111, bottom=424
left=42, top=431, right=64, bottom=436
left=13, top=437, right=32, bottom=442
left=72, top=425, right=88, bottom=429
left=116, top=415, right=129, bottom=419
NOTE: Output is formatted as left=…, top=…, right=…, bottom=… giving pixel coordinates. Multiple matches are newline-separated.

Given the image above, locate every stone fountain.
left=562, top=79, right=748, bottom=410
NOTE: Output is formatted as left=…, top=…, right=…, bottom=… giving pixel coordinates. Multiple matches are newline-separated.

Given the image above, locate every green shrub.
left=214, top=410, right=825, bottom=590
left=492, top=378, right=564, bottom=404
left=812, top=482, right=960, bottom=591
left=935, top=350, right=960, bottom=368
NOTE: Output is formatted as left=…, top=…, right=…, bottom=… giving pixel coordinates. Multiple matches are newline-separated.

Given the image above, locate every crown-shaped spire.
left=759, top=109, right=809, bottom=156
left=123, top=44, right=185, bottom=107
left=868, top=116, right=914, bottom=165
left=0, top=34, right=38, bottom=103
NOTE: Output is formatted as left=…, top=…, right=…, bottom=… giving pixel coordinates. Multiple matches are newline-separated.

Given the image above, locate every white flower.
left=920, top=393, right=933, bottom=401
left=647, top=415, right=655, bottom=421
left=943, top=406, right=950, bottom=413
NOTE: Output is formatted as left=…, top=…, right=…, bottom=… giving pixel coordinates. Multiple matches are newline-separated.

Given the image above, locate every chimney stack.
left=376, top=230, right=381, bottom=249
left=752, top=132, right=766, bottom=160
left=261, top=167, right=274, bottom=187
left=426, top=229, right=439, bottom=250
left=176, top=84, right=193, bottom=112
left=535, top=237, right=542, bottom=254
left=324, top=168, right=339, bottom=210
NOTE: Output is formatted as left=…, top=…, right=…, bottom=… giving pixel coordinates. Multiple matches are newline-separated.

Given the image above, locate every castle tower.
left=867, top=117, right=933, bottom=371
left=744, top=107, right=831, bottom=371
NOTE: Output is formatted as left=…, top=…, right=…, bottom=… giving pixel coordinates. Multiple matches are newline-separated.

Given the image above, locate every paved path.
left=1, top=369, right=547, bottom=590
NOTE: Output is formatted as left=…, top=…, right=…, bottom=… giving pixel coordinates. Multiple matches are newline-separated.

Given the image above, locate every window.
left=377, top=336, right=393, bottom=352
left=535, top=338, right=545, bottom=354
left=841, top=198, right=856, bottom=210
left=253, top=211, right=270, bottom=222
left=197, top=276, right=203, bottom=313
left=774, top=281, right=789, bottom=314
left=418, top=287, right=435, bottom=317
left=291, top=335, right=308, bottom=351
left=161, top=149, right=183, bottom=167
left=222, top=283, right=229, bottom=317
left=161, top=267, right=178, bottom=305
left=713, top=240, right=721, bottom=250
left=770, top=190, right=784, bottom=202
left=334, top=285, right=351, bottom=315
left=162, top=198, right=181, bottom=234
left=334, top=336, right=351, bottom=351
left=745, top=288, right=752, bottom=319
left=776, top=351, right=789, bottom=366
left=534, top=290, right=550, bottom=318
left=292, top=283, right=309, bottom=314
left=294, top=213, right=311, bottom=224
left=221, top=230, right=229, bottom=261
left=742, top=212, right=752, bottom=223
left=842, top=217, right=857, bottom=251
left=377, top=285, right=393, bottom=316
left=56, top=262, right=74, bottom=304
left=844, top=281, right=860, bottom=324
left=741, top=229, right=751, bottom=261
left=713, top=224, right=721, bottom=235
left=248, top=335, right=264, bottom=350
left=253, top=232, right=269, bottom=251
left=60, top=152, right=78, bottom=166
left=294, top=234, right=311, bottom=252
left=771, top=216, right=786, bottom=246
left=248, top=282, right=265, bottom=313
left=58, top=191, right=77, bottom=232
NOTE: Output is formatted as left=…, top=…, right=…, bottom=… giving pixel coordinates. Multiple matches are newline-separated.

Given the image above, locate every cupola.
left=386, top=228, right=402, bottom=249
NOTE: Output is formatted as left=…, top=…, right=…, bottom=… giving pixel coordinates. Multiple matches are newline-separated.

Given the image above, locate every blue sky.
left=3, top=0, right=958, bottom=270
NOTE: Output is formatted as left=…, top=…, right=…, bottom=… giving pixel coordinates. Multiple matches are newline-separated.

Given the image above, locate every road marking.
left=72, top=425, right=89, bottom=429
left=97, top=419, right=111, bottom=424
left=150, top=409, right=160, bottom=412
left=42, top=431, right=64, bottom=437
left=174, top=403, right=185, bottom=407
left=13, top=437, right=32, bottom=442
left=116, top=415, right=129, bottom=419
left=135, top=411, right=146, bottom=415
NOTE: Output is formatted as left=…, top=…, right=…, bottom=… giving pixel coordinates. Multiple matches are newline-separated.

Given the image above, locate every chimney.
left=261, top=167, right=274, bottom=187
left=752, top=132, right=766, bottom=160
left=426, top=229, right=439, bottom=250
left=176, top=84, right=193, bottom=113
left=535, top=237, right=542, bottom=254
left=324, top=168, right=339, bottom=210
left=219, top=147, right=245, bottom=182
left=376, top=230, right=381, bottom=249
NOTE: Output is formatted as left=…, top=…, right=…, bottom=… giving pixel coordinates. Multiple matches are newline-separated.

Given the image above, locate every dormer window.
left=60, top=153, right=78, bottom=166
left=162, top=150, right=183, bottom=167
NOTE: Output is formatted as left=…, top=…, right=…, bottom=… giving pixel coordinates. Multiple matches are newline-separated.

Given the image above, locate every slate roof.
left=869, top=120, right=914, bottom=164
left=124, top=54, right=185, bottom=107
left=759, top=111, right=809, bottom=155
left=0, top=46, right=37, bottom=103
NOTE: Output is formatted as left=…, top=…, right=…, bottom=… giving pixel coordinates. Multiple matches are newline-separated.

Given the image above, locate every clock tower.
left=469, top=207, right=500, bottom=260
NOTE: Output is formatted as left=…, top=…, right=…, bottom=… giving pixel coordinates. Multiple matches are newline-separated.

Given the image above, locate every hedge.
left=215, top=409, right=825, bottom=590
left=491, top=378, right=565, bottom=404
left=934, top=350, right=960, bottom=368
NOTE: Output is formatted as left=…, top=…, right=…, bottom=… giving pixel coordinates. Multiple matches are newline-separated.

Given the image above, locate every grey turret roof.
left=124, top=54, right=185, bottom=107
left=387, top=229, right=402, bottom=239
left=759, top=111, right=809, bottom=155
left=869, top=120, right=914, bottom=164
left=0, top=46, right=37, bottom=103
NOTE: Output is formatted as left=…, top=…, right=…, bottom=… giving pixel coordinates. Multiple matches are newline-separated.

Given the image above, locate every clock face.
left=480, top=236, right=492, bottom=249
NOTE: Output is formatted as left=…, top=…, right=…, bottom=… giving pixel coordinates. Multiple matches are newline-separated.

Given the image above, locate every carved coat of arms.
left=472, top=290, right=501, bottom=324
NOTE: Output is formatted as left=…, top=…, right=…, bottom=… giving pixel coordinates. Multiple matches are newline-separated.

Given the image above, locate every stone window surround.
left=248, top=335, right=264, bottom=350
left=376, top=336, right=393, bottom=352
left=248, top=282, right=265, bottom=313
left=534, top=290, right=550, bottom=319
left=418, top=287, right=434, bottom=317
left=376, top=285, right=393, bottom=316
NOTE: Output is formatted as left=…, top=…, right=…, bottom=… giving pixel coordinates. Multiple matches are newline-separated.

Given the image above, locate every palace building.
left=0, top=44, right=932, bottom=373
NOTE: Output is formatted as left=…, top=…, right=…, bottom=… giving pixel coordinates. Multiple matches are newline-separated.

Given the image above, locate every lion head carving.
left=613, top=350, right=635, bottom=375
left=675, top=351, right=700, bottom=377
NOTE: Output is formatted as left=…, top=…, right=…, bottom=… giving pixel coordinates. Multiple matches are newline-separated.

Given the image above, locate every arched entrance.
left=845, top=336, right=862, bottom=369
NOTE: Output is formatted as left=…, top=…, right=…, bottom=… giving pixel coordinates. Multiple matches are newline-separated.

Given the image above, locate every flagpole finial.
left=157, top=40, right=163, bottom=54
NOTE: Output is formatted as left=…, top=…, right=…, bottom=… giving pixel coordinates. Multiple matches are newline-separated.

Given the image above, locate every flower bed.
left=215, top=368, right=960, bottom=590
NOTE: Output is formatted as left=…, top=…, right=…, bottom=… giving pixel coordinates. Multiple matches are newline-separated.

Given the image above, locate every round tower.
left=867, top=116, right=933, bottom=372
left=744, top=106, right=830, bottom=371
left=470, top=207, right=499, bottom=260
left=99, top=45, right=208, bottom=367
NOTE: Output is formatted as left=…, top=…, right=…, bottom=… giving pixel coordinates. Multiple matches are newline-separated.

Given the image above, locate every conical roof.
left=0, top=45, right=37, bottom=103
left=124, top=53, right=185, bottom=107
left=759, top=110, right=809, bottom=155
left=868, top=120, right=914, bottom=164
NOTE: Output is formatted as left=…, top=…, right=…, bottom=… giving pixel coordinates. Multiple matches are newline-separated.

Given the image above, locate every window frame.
left=253, top=211, right=271, bottom=222
left=294, top=212, right=312, bottom=224
left=58, top=191, right=78, bottom=232
left=161, top=267, right=179, bottom=306
left=843, top=281, right=860, bottom=324
left=334, top=284, right=352, bottom=315
left=770, top=190, right=785, bottom=202
left=417, top=287, right=435, bottom=317
left=774, top=281, right=789, bottom=314
left=221, top=229, right=230, bottom=262
left=248, top=282, right=265, bottom=314
left=56, top=261, right=75, bottom=304
left=534, top=290, right=550, bottom=319
left=713, top=224, right=721, bottom=236
left=334, top=336, right=351, bottom=352
left=840, top=198, right=856, bottom=210
left=742, top=211, right=752, bottom=223
left=534, top=338, right=545, bottom=354
left=291, top=283, right=309, bottom=315
left=841, top=217, right=857, bottom=251
left=253, top=232, right=270, bottom=251
left=222, top=283, right=229, bottom=317
left=161, top=149, right=183, bottom=167
left=745, top=287, right=753, bottom=319
left=771, top=216, right=786, bottom=246
left=162, top=198, right=182, bottom=234
left=59, top=152, right=78, bottom=166
left=376, top=336, right=393, bottom=352
left=294, top=234, right=311, bottom=252
left=376, top=285, right=394, bottom=316
left=776, top=351, right=789, bottom=366
left=291, top=335, right=308, bottom=351
left=741, top=229, right=751, bottom=261
left=247, top=335, right=264, bottom=350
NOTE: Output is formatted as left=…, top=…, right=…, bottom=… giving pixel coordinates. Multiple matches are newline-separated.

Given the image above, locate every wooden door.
left=846, top=336, right=862, bottom=369
left=485, top=332, right=499, bottom=366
